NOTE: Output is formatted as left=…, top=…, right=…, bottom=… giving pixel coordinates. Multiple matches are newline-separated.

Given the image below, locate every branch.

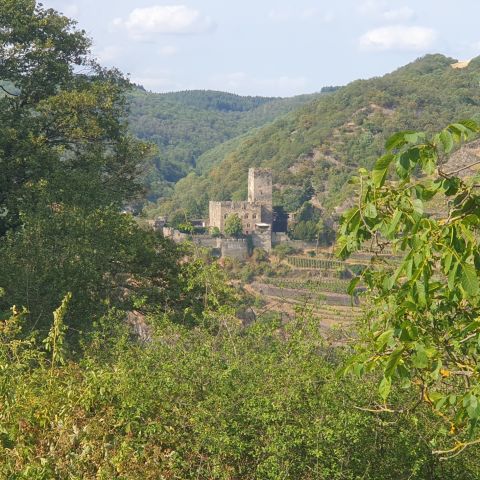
left=440, top=159, right=480, bottom=177
left=353, top=404, right=401, bottom=414
left=433, top=438, right=480, bottom=460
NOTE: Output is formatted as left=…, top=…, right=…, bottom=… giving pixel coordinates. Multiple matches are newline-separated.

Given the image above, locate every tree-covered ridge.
left=159, top=54, right=480, bottom=220
left=127, top=88, right=321, bottom=201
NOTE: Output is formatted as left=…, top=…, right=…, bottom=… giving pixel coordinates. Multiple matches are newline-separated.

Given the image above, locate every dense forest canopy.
left=155, top=54, right=480, bottom=223
left=0, top=0, right=224, bottom=336
left=128, top=88, right=321, bottom=201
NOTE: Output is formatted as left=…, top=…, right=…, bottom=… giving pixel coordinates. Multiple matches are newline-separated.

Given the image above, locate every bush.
left=272, top=243, right=298, bottom=260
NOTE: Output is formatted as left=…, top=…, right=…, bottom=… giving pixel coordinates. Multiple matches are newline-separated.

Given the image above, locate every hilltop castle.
left=209, top=168, right=273, bottom=250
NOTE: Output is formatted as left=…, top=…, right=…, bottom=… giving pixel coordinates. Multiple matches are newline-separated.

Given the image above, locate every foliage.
left=161, top=54, right=480, bottom=219
left=129, top=88, right=320, bottom=202
left=224, top=213, right=243, bottom=238
left=2, top=307, right=480, bottom=478
left=272, top=243, right=299, bottom=259
left=337, top=120, right=480, bottom=456
left=0, top=1, right=202, bottom=336
left=287, top=256, right=348, bottom=270
left=265, top=276, right=354, bottom=295
left=210, top=226, right=221, bottom=238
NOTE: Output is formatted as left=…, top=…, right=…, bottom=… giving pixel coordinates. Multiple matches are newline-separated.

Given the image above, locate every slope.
left=127, top=88, right=321, bottom=201
left=160, top=54, right=480, bottom=220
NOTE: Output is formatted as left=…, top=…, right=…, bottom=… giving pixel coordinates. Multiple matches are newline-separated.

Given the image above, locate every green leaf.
left=374, top=153, right=395, bottom=171
left=379, top=376, right=392, bottom=401
left=385, top=132, right=410, bottom=151
left=412, top=344, right=429, bottom=369
left=412, top=199, right=424, bottom=216
left=386, top=210, right=402, bottom=238
left=458, top=119, right=480, bottom=132
left=376, top=329, right=394, bottom=350
left=385, top=348, right=403, bottom=378
left=420, top=151, right=437, bottom=175
left=347, top=276, right=361, bottom=295
left=443, top=252, right=453, bottom=275
left=465, top=395, right=479, bottom=419
left=404, top=132, right=424, bottom=144
left=438, top=130, right=454, bottom=153
left=415, top=281, right=427, bottom=308
left=461, top=263, right=479, bottom=297
left=372, top=154, right=395, bottom=187
left=448, top=262, right=458, bottom=291
left=372, top=168, right=387, bottom=188
left=364, top=203, right=377, bottom=219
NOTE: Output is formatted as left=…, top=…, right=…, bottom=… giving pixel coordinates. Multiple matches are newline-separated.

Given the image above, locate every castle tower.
left=248, top=168, right=273, bottom=226
left=248, top=168, right=272, bottom=204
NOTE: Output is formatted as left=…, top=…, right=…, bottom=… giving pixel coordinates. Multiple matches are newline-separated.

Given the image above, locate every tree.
left=0, top=1, right=180, bottom=333
left=337, top=120, right=480, bottom=456
left=224, top=213, right=243, bottom=238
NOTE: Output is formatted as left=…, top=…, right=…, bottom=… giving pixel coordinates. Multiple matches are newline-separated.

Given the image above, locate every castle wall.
left=271, top=232, right=289, bottom=245
left=220, top=238, right=248, bottom=260
left=209, top=200, right=262, bottom=235
left=209, top=168, right=275, bottom=244
left=252, top=230, right=272, bottom=252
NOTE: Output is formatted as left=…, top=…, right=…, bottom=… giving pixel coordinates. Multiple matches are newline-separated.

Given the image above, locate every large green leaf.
left=379, top=376, right=391, bottom=401
left=461, top=263, right=479, bottom=297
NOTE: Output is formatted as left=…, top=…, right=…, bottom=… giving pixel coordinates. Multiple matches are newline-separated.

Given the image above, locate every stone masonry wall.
left=209, top=201, right=262, bottom=235
left=220, top=238, right=248, bottom=260
left=248, top=168, right=272, bottom=204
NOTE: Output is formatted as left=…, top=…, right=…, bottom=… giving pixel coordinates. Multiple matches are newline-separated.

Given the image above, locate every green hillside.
left=158, top=54, right=480, bottom=220
left=127, top=89, right=321, bottom=200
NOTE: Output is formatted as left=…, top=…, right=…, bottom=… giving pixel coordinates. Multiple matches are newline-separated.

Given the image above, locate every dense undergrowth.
left=3, top=304, right=480, bottom=479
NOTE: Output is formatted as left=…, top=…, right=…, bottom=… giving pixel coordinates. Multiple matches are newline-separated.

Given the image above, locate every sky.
left=42, top=0, right=480, bottom=97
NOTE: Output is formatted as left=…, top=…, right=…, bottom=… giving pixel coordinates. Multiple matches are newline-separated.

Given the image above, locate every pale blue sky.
left=43, top=0, right=480, bottom=96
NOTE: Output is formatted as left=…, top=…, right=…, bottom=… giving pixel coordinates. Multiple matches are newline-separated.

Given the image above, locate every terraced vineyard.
left=265, top=277, right=353, bottom=295
left=286, top=256, right=346, bottom=269
left=244, top=253, right=369, bottom=330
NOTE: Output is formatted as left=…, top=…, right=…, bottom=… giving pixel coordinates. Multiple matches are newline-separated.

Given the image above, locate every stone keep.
left=209, top=168, right=273, bottom=236
left=248, top=168, right=273, bottom=224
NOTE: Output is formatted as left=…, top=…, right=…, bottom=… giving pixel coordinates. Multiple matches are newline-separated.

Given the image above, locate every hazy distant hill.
left=127, top=89, right=321, bottom=200
left=158, top=54, right=480, bottom=219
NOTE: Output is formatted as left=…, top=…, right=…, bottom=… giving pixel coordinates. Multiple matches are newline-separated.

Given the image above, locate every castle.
left=209, top=168, right=274, bottom=251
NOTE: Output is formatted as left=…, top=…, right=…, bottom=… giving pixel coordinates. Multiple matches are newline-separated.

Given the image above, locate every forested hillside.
left=5, top=2, right=480, bottom=477
left=127, top=88, right=320, bottom=200
left=158, top=54, right=480, bottom=220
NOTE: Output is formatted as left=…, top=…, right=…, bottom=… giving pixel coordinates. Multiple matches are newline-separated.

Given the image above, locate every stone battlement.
left=209, top=168, right=273, bottom=249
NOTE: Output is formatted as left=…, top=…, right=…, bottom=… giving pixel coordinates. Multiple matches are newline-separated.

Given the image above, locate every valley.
left=4, top=2, right=480, bottom=476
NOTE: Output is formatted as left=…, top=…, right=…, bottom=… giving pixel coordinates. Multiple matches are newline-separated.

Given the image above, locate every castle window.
left=244, top=213, right=249, bottom=219
left=247, top=223, right=250, bottom=228
left=224, top=214, right=228, bottom=219
left=253, top=214, right=257, bottom=219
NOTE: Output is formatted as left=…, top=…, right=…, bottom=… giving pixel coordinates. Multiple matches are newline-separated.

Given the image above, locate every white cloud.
left=358, top=0, right=386, bottom=15
left=359, top=1, right=414, bottom=22
left=113, top=5, right=215, bottom=40
left=95, top=45, right=122, bottom=64
left=382, top=7, right=414, bottom=22
left=268, top=7, right=333, bottom=23
left=359, top=25, right=437, bottom=52
left=159, top=45, right=178, bottom=56
left=62, top=4, right=79, bottom=18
